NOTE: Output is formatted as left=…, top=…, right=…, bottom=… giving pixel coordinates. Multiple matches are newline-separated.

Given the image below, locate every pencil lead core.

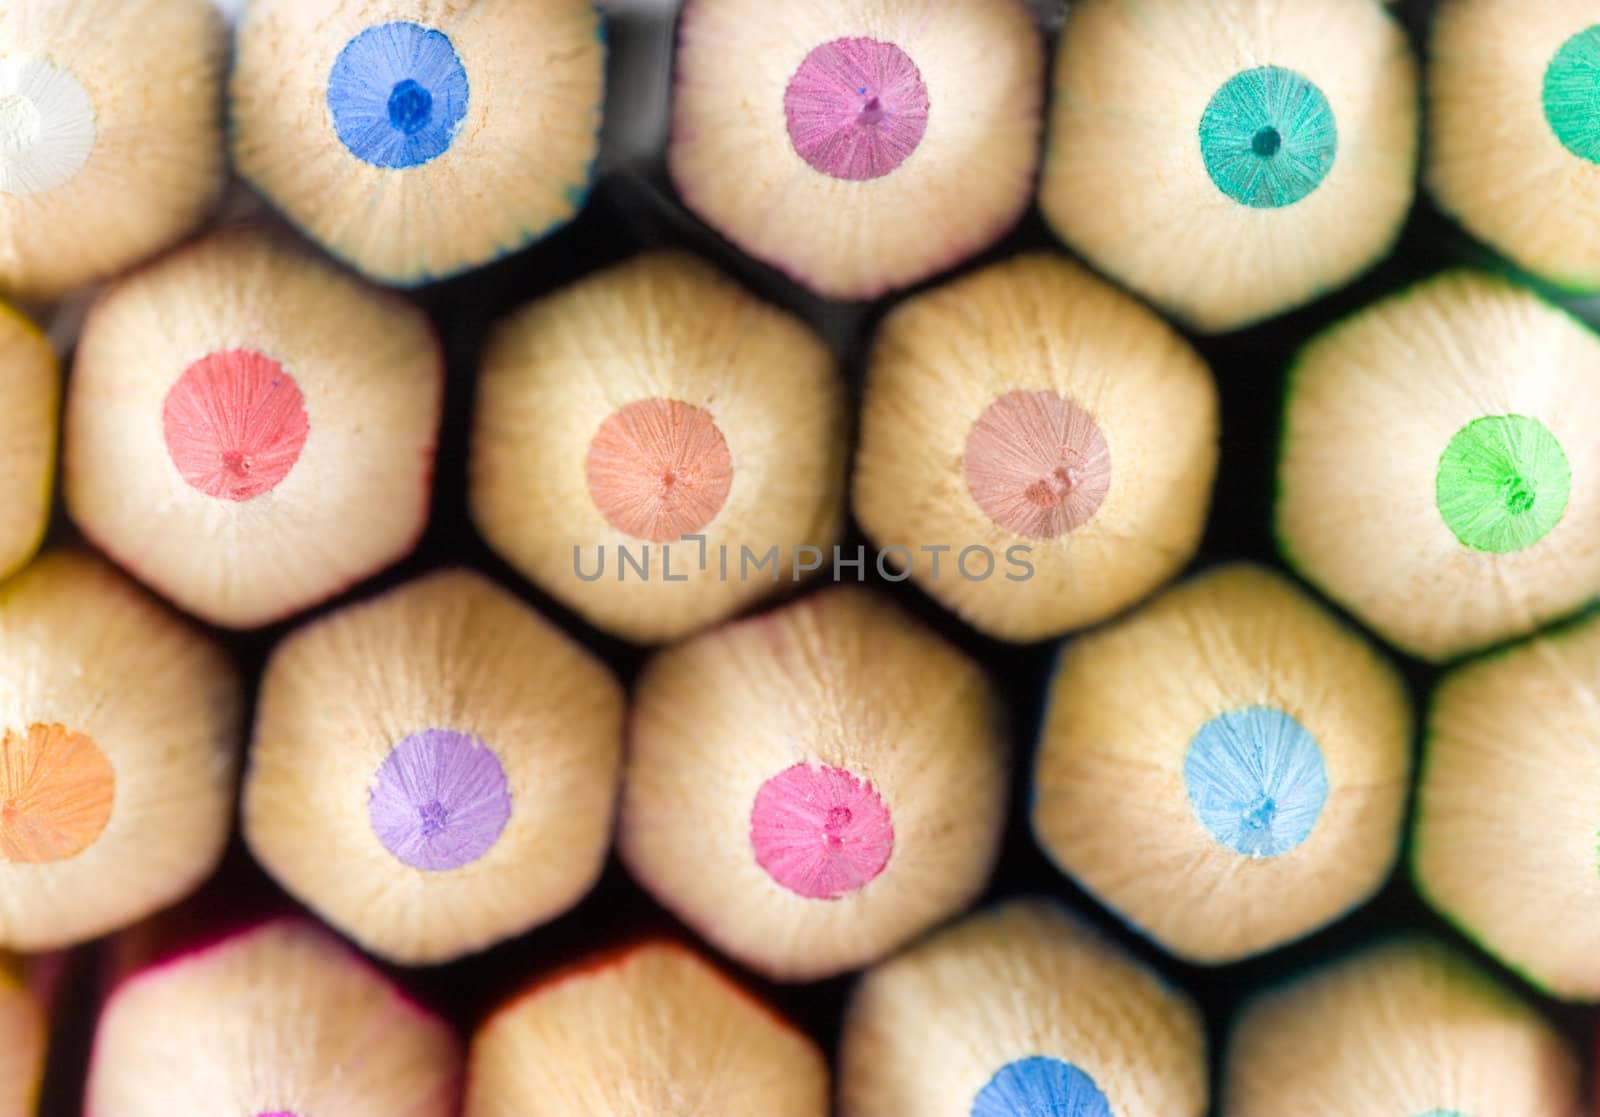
left=1435, top=414, right=1570, bottom=554
left=964, top=390, right=1111, bottom=538
left=387, top=79, right=434, bottom=136
left=328, top=22, right=469, bottom=170
left=162, top=349, right=309, bottom=503
left=1543, top=25, right=1600, bottom=163
left=1199, top=65, right=1337, bottom=209
left=1183, top=706, right=1329, bottom=859
left=368, top=728, right=511, bottom=873
left=0, top=94, right=39, bottom=153
left=750, top=763, right=893, bottom=900
left=0, top=722, right=115, bottom=864
left=0, top=56, right=96, bottom=198
left=586, top=398, right=733, bottom=542
left=971, top=1056, right=1113, bottom=1117
left=784, top=37, right=930, bottom=181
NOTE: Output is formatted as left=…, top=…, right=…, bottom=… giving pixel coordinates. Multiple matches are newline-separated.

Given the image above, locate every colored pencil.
left=669, top=0, right=1044, bottom=300
left=1039, top=0, right=1418, bottom=332
left=1224, top=939, right=1581, bottom=1116
left=64, top=226, right=443, bottom=629
left=854, top=253, right=1219, bottom=643
left=465, top=943, right=828, bottom=1117
left=1032, top=564, right=1412, bottom=963
left=1277, top=270, right=1600, bottom=662
left=1413, top=608, right=1600, bottom=999
left=471, top=251, right=846, bottom=645
left=0, top=550, right=240, bottom=951
left=1429, top=1, right=1600, bottom=291
left=0, top=956, right=45, bottom=1117
left=618, top=586, right=1008, bottom=981
left=242, top=568, right=625, bottom=965
left=85, top=920, right=462, bottom=1117
left=0, top=0, right=225, bottom=300
left=0, top=302, right=56, bottom=582
left=840, top=900, right=1207, bottom=1117
left=231, top=0, right=605, bottom=286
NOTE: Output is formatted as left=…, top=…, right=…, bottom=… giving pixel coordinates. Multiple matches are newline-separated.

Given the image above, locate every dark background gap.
left=36, top=0, right=1591, bottom=1112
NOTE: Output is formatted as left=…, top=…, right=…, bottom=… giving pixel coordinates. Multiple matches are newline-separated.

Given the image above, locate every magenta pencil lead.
left=669, top=0, right=1044, bottom=300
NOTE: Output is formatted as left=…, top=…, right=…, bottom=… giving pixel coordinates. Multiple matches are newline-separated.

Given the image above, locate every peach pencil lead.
left=471, top=251, right=846, bottom=645
left=854, top=254, right=1219, bottom=643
